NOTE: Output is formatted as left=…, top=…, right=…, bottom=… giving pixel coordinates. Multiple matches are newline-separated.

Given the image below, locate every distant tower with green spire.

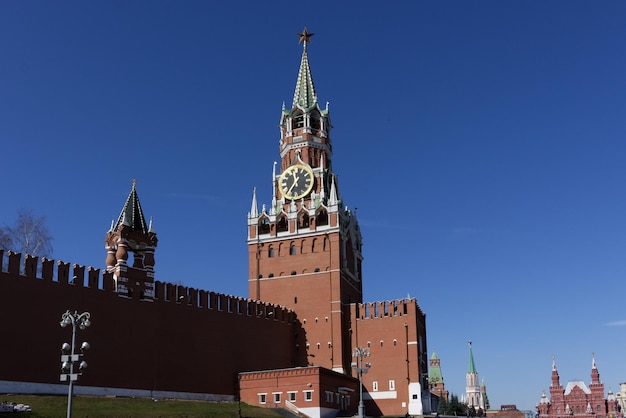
left=465, top=341, right=484, bottom=409
left=429, top=351, right=449, bottom=401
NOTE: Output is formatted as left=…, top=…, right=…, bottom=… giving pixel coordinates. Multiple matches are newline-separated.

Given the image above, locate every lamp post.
left=60, top=310, right=91, bottom=418
left=351, top=347, right=371, bottom=418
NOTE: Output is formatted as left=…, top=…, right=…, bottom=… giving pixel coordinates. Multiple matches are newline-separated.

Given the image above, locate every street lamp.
left=60, top=310, right=91, bottom=418
left=351, top=347, right=371, bottom=418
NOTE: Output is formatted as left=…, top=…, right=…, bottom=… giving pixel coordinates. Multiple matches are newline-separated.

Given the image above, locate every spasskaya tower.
left=247, top=28, right=363, bottom=373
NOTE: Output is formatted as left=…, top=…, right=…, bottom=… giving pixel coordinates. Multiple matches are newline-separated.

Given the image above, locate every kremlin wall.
left=0, top=249, right=302, bottom=400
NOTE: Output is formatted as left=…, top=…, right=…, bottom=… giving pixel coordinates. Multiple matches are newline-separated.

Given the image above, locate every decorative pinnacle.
left=298, top=27, right=314, bottom=47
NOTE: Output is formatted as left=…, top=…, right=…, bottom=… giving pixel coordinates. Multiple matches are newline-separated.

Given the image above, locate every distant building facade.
left=537, top=356, right=621, bottom=418
left=429, top=351, right=449, bottom=402
left=488, top=405, right=525, bottom=418
left=615, top=383, right=626, bottom=413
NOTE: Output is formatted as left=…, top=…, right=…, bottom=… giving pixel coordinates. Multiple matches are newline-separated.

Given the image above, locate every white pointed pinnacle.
left=250, top=187, right=259, bottom=218
left=148, top=216, right=154, bottom=233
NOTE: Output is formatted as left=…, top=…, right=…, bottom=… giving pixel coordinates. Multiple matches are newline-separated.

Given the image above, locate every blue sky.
left=1, top=1, right=625, bottom=411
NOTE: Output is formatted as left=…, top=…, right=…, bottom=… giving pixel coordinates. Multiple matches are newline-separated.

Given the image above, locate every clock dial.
left=279, top=164, right=314, bottom=200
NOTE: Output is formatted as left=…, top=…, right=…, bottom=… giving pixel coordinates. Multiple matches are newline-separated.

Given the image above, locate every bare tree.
left=0, top=209, right=53, bottom=257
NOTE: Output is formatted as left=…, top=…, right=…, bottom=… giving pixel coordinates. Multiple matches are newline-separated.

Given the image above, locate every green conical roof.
left=292, top=29, right=317, bottom=110
left=468, top=341, right=477, bottom=373
left=429, top=351, right=443, bottom=383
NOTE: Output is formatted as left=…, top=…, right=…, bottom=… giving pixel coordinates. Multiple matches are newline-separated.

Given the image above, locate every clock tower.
left=247, top=28, right=363, bottom=373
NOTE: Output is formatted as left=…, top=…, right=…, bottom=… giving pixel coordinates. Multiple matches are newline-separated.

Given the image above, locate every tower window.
left=259, top=218, right=270, bottom=234
left=314, top=267, right=320, bottom=272
left=291, top=270, right=297, bottom=275
left=277, top=216, right=288, bottom=233
left=290, top=243, right=296, bottom=255
left=268, top=247, right=275, bottom=258
left=268, top=273, right=274, bottom=278
left=317, top=210, right=328, bottom=227
left=310, top=110, right=321, bottom=131
left=293, top=111, right=304, bottom=129
left=299, top=213, right=309, bottom=229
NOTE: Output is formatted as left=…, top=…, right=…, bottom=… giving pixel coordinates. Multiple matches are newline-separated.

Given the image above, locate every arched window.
left=268, top=246, right=275, bottom=258
left=311, top=238, right=317, bottom=253
left=317, top=210, right=328, bottom=227
left=277, top=216, right=288, bottom=233
left=300, top=240, right=307, bottom=254
left=298, top=212, right=309, bottom=229
left=290, top=243, right=296, bottom=255
left=293, top=111, right=304, bottom=129
left=310, top=110, right=321, bottom=131
left=259, top=217, right=270, bottom=234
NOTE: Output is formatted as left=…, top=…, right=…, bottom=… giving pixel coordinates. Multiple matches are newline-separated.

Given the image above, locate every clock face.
left=279, top=164, right=314, bottom=200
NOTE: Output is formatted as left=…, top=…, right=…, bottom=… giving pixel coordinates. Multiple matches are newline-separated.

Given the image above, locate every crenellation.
left=87, top=267, right=100, bottom=288
left=24, top=254, right=38, bottom=277
left=57, top=260, right=70, bottom=284
left=8, top=251, right=21, bottom=275
left=72, top=264, right=85, bottom=287
left=41, top=257, right=54, bottom=280
left=355, top=298, right=417, bottom=321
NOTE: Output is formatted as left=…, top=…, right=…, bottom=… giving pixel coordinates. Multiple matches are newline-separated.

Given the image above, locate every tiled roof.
left=292, top=42, right=317, bottom=110
left=114, top=180, right=149, bottom=234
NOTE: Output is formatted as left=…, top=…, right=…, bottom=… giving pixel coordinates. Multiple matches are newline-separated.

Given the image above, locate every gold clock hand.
left=288, top=173, right=299, bottom=194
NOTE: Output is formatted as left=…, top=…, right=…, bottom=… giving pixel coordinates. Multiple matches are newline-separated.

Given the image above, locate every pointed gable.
left=114, top=180, right=149, bottom=234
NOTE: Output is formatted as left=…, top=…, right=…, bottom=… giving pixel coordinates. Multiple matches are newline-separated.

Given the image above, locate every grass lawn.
left=0, top=395, right=284, bottom=417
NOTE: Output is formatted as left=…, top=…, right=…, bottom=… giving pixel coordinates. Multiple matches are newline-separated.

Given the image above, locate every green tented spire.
left=429, top=351, right=444, bottom=384
left=292, top=28, right=318, bottom=110
left=114, top=179, right=149, bottom=234
left=468, top=341, right=477, bottom=373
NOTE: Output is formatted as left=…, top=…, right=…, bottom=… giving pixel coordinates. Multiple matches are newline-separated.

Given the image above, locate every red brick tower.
left=105, top=180, right=158, bottom=299
left=247, top=28, right=363, bottom=373
left=429, top=351, right=449, bottom=402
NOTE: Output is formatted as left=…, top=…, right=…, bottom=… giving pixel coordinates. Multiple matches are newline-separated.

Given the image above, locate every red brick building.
left=0, top=30, right=428, bottom=418
left=241, top=29, right=429, bottom=417
left=429, top=352, right=449, bottom=402
left=537, top=356, right=621, bottom=418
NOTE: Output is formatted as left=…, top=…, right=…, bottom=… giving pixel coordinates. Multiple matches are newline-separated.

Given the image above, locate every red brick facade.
left=537, top=357, right=621, bottom=418
left=242, top=33, right=429, bottom=417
